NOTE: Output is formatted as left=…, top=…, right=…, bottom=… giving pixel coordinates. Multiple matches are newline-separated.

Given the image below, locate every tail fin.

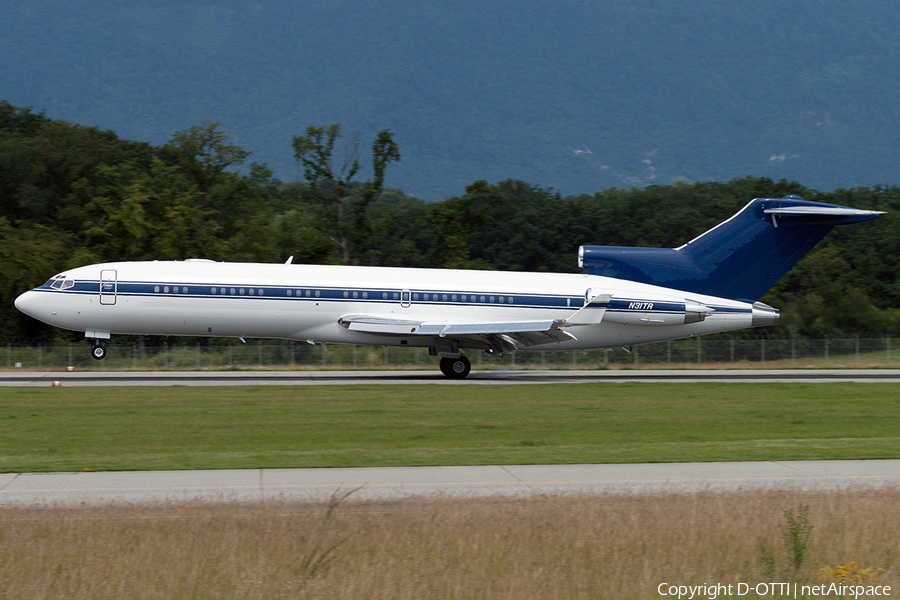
left=579, top=195, right=883, bottom=302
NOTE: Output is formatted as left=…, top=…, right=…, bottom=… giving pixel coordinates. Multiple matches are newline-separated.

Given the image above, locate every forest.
left=3, top=101, right=899, bottom=343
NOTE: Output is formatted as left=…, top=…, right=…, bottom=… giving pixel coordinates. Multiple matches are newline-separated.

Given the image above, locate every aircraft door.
left=401, top=289, right=411, bottom=312
left=100, top=270, right=117, bottom=305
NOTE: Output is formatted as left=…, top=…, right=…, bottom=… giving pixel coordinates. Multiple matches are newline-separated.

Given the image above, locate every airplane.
left=15, top=194, right=882, bottom=378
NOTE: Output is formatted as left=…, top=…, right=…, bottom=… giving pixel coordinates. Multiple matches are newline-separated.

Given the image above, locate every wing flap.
left=340, top=314, right=575, bottom=346
left=558, top=293, right=611, bottom=326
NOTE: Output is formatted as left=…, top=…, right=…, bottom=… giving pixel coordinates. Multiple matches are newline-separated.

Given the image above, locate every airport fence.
left=2, top=336, right=897, bottom=370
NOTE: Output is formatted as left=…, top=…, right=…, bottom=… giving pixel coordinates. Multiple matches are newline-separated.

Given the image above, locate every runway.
left=3, top=368, right=900, bottom=386
left=1, top=460, right=898, bottom=505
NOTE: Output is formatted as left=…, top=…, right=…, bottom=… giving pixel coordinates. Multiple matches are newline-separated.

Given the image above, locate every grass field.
left=1, top=489, right=897, bottom=599
left=1, top=383, right=899, bottom=472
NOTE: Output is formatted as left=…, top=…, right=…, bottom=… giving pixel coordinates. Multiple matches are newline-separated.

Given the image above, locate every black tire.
left=440, top=355, right=471, bottom=379
left=91, top=345, right=107, bottom=361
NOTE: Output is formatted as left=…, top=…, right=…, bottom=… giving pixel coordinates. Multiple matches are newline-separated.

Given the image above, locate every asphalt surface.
left=1, top=460, right=898, bottom=505
left=3, top=368, right=900, bottom=386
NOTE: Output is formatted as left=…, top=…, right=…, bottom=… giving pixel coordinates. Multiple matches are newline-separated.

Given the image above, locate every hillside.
left=2, top=0, right=900, bottom=199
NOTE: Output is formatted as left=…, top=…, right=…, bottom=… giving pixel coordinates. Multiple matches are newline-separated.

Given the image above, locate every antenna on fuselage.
left=285, top=256, right=293, bottom=264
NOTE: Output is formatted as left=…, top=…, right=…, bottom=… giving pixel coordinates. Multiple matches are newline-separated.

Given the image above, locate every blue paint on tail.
left=580, top=196, right=882, bottom=302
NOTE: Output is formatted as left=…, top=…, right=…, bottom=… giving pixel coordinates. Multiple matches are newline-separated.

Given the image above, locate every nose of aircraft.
left=14, top=290, right=42, bottom=319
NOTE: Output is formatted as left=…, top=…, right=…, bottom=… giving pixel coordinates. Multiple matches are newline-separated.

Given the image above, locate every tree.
left=429, top=180, right=504, bottom=269
left=164, top=120, right=250, bottom=201
left=292, top=124, right=399, bottom=264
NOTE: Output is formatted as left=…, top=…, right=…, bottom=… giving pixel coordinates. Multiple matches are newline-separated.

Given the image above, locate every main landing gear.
left=439, top=355, right=471, bottom=379
left=90, top=339, right=107, bottom=360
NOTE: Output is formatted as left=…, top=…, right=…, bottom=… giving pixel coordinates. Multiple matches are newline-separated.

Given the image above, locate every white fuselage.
left=15, top=260, right=761, bottom=350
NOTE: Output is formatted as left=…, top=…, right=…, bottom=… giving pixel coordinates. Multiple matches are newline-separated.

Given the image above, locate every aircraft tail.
left=579, top=195, right=883, bottom=303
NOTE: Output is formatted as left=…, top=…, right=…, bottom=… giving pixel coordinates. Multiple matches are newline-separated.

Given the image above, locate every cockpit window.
left=44, top=275, right=73, bottom=289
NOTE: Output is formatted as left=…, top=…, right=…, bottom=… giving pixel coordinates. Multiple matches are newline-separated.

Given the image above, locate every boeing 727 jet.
left=15, top=195, right=882, bottom=377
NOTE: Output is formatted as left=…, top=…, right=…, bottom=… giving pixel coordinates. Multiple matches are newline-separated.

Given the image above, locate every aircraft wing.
left=339, top=315, right=577, bottom=351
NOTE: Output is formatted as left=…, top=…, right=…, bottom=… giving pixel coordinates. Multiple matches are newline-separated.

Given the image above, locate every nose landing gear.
left=439, top=355, right=471, bottom=379
left=90, top=340, right=107, bottom=360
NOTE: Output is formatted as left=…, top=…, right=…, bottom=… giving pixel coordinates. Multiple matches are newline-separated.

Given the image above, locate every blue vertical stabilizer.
left=579, top=196, right=883, bottom=302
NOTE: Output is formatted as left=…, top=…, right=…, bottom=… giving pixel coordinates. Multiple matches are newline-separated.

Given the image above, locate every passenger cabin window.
left=287, top=290, right=291, bottom=296
left=212, top=287, right=217, bottom=294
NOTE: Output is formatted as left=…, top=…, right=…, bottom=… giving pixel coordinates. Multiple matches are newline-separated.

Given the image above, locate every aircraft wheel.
left=91, top=344, right=107, bottom=361
left=440, top=355, right=471, bottom=379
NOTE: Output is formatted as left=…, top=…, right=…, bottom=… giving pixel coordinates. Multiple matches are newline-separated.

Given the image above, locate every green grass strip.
left=1, top=383, right=899, bottom=472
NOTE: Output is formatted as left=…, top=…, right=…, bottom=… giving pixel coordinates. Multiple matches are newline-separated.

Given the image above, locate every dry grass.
left=1, top=488, right=898, bottom=599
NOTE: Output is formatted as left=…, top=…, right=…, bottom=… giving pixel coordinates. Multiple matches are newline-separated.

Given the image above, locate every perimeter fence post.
left=384, top=346, right=388, bottom=366
left=792, top=337, right=796, bottom=364
left=229, top=342, right=232, bottom=366
left=697, top=337, right=702, bottom=364
left=38, top=343, right=41, bottom=368
left=415, top=347, right=419, bottom=366
left=258, top=341, right=262, bottom=367
left=134, top=343, right=137, bottom=369
left=69, top=343, right=73, bottom=368
left=825, top=336, right=829, bottom=362
left=888, top=335, right=891, bottom=362
left=512, top=351, right=516, bottom=367
left=634, top=346, right=639, bottom=369
left=7, top=343, right=10, bottom=368
left=604, top=349, right=608, bottom=367
left=760, top=338, right=765, bottom=364
left=667, top=341, right=671, bottom=366
left=855, top=335, right=860, bottom=364
left=353, top=344, right=357, bottom=367
left=164, top=341, right=168, bottom=367
left=291, top=341, right=295, bottom=367
left=730, top=338, right=734, bottom=364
